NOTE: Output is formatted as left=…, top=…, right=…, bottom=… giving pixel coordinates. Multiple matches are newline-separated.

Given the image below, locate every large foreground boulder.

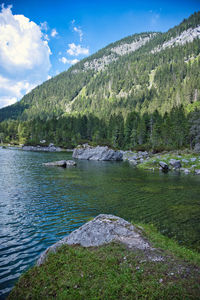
left=37, top=214, right=164, bottom=266
left=72, top=146, right=123, bottom=161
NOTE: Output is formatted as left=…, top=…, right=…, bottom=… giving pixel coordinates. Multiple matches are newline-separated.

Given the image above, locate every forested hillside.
left=0, top=11, right=200, bottom=150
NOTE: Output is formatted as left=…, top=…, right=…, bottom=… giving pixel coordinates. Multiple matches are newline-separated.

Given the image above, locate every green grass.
left=137, top=151, right=200, bottom=172
left=8, top=225, right=200, bottom=300
left=136, top=223, right=200, bottom=266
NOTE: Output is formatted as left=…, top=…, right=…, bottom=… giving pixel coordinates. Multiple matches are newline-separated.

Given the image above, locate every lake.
left=0, top=148, right=200, bottom=298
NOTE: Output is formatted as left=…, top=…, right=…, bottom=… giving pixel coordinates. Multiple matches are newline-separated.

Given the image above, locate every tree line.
left=0, top=106, right=199, bottom=151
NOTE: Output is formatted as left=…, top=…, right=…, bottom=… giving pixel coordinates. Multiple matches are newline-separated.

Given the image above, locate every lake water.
left=0, top=148, right=200, bottom=298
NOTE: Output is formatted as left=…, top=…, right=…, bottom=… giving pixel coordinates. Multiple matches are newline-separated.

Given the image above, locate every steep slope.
left=0, top=11, right=200, bottom=123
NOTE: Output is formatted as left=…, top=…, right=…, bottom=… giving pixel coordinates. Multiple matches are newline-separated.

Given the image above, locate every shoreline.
left=2, top=144, right=200, bottom=175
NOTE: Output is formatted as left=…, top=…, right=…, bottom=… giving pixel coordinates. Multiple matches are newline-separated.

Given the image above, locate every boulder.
left=182, top=159, right=189, bottom=163
left=128, top=159, right=137, bottom=166
left=194, top=143, right=200, bottom=153
left=169, top=159, right=181, bottom=169
left=159, top=161, right=169, bottom=171
left=43, top=160, right=76, bottom=167
left=66, top=160, right=77, bottom=166
left=72, top=146, right=123, bottom=161
left=195, top=169, right=200, bottom=175
left=138, top=151, right=149, bottom=157
left=180, top=168, right=190, bottom=174
left=37, top=214, right=163, bottom=266
left=122, top=153, right=138, bottom=161
left=122, top=151, right=150, bottom=163
left=190, top=158, right=197, bottom=162
left=190, top=165, right=197, bottom=169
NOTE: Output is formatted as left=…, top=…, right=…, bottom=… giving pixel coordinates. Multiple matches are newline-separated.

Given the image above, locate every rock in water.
left=72, top=146, right=123, bottom=161
left=159, top=161, right=169, bottom=171
left=43, top=160, right=76, bottom=167
left=37, top=214, right=163, bottom=266
left=66, top=160, right=77, bottom=166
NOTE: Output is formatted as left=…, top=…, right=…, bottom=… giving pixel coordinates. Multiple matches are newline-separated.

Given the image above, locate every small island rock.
left=73, top=146, right=123, bottom=161
left=43, top=160, right=76, bottom=167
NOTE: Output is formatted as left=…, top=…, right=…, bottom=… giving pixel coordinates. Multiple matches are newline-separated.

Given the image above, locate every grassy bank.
left=8, top=224, right=200, bottom=300
left=137, top=151, right=200, bottom=173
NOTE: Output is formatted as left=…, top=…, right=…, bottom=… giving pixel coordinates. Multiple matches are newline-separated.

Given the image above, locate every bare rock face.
left=43, top=160, right=76, bottom=167
left=152, top=25, right=200, bottom=53
left=37, top=214, right=163, bottom=266
left=72, top=146, right=123, bottom=161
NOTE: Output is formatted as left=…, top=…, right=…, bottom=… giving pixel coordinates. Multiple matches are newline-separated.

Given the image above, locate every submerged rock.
left=180, top=168, right=190, bottom=174
left=37, top=214, right=162, bottom=266
left=72, top=146, right=123, bottom=161
left=43, top=160, right=76, bottom=167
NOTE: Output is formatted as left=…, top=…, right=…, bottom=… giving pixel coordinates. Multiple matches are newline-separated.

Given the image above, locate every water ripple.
left=0, top=149, right=200, bottom=298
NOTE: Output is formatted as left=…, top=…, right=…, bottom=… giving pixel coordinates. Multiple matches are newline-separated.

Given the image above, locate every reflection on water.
left=0, top=148, right=200, bottom=298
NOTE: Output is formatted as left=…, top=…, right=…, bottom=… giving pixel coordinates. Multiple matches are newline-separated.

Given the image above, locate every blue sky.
left=0, top=0, right=199, bottom=108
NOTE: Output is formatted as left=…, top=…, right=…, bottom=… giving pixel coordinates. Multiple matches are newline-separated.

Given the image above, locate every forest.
left=0, top=12, right=200, bottom=151
left=1, top=106, right=200, bottom=152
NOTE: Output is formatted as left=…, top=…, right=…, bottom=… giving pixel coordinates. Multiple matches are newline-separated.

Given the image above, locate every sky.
left=0, top=0, right=199, bottom=109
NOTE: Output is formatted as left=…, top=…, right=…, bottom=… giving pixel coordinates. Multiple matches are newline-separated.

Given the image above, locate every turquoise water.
left=0, top=148, right=200, bottom=298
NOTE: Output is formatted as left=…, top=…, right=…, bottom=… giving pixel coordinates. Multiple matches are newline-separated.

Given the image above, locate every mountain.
left=0, top=12, right=200, bottom=150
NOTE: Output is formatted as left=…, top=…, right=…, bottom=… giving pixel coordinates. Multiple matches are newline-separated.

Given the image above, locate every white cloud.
left=67, top=43, right=89, bottom=56
left=71, top=20, right=83, bottom=41
left=150, top=12, right=160, bottom=27
left=73, top=26, right=83, bottom=42
left=40, top=21, right=48, bottom=31
left=0, top=75, right=35, bottom=97
left=0, top=5, right=51, bottom=108
left=59, top=57, right=79, bottom=65
left=60, top=57, right=67, bottom=64
left=0, top=96, right=17, bottom=108
left=43, top=33, right=49, bottom=41
left=51, top=28, right=58, bottom=37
